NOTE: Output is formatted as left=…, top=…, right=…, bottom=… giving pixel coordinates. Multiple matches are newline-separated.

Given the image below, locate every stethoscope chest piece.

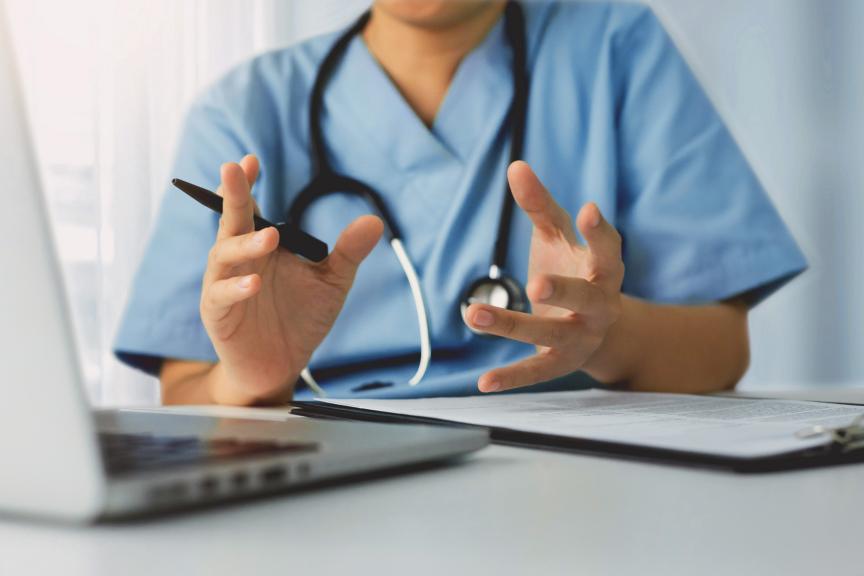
left=460, top=266, right=527, bottom=335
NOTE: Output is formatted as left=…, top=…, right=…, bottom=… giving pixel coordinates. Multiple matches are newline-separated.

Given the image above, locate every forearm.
left=584, top=295, right=750, bottom=393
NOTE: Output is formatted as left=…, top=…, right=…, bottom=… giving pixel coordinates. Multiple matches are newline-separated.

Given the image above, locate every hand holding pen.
left=177, top=155, right=383, bottom=405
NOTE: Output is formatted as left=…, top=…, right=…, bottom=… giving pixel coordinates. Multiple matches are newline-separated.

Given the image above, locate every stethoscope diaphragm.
left=460, top=265, right=527, bottom=335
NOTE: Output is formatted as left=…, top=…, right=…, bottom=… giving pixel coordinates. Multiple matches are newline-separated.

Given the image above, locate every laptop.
left=0, top=2, right=488, bottom=522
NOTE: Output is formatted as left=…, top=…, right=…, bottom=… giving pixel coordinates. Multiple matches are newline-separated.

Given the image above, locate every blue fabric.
left=114, top=1, right=807, bottom=399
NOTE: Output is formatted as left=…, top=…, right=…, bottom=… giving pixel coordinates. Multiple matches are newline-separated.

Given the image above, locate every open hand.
left=464, top=161, right=625, bottom=392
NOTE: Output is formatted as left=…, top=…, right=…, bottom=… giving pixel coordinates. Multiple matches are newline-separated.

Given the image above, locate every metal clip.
left=796, top=413, right=864, bottom=451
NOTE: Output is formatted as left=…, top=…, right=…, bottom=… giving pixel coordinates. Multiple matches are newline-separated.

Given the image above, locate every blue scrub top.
left=114, top=1, right=807, bottom=399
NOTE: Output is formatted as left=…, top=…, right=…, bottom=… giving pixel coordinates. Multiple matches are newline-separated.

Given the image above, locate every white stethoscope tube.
left=391, top=238, right=432, bottom=386
left=299, top=237, right=432, bottom=397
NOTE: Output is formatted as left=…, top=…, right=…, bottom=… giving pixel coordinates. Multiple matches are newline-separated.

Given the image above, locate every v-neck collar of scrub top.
left=325, top=14, right=514, bottom=174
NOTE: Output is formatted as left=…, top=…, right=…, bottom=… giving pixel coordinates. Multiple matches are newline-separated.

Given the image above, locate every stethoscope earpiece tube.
left=492, top=1, right=529, bottom=275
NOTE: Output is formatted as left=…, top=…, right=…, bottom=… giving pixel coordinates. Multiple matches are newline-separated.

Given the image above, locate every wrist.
left=581, top=295, right=643, bottom=385
left=206, top=363, right=297, bottom=406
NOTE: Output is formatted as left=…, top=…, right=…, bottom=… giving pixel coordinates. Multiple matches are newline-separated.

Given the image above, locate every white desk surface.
left=2, top=402, right=863, bottom=576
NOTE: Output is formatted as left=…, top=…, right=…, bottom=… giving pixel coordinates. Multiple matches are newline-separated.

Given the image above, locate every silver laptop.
left=0, top=2, right=487, bottom=522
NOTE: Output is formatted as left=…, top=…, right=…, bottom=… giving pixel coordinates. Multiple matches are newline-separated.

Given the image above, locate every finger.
left=576, top=202, right=622, bottom=277
left=324, top=215, right=384, bottom=284
left=238, top=154, right=263, bottom=216
left=204, top=227, right=279, bottom=283
left=239, top=154, right=259, bottom=188
left=507, top=160, right=575, bottom=241
left=201, top=273, right=261, bottom=316
left=218, top=162, right=255, bottom=238
left=464, top=303, right=577, bottom=348
left=527, top=274, right=605, bottom=314
left=478, top=351, right=568, bottom=393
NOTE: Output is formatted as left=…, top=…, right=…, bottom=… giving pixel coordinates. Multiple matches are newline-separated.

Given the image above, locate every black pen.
left=172, top=178, right=328, bottom=262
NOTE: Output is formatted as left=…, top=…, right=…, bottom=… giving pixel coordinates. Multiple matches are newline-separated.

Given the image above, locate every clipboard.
left=292, top=401, right=864, bottom=474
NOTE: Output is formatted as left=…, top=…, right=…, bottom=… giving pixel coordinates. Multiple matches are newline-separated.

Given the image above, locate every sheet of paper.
left=322, top=390, right=864, bottom=458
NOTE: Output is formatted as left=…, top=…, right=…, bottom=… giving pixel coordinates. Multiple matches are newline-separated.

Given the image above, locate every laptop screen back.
left=0, top=0, right=105, bottom=521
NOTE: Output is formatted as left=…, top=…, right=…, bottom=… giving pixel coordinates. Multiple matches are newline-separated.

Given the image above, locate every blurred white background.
left=5, top=0, right=863, bottom=406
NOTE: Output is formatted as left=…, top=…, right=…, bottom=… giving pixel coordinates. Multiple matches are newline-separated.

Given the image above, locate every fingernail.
left=481, top=380, right=501, bottom=393
left=472, top=309, right=495, bottom=327
left=254, top=230, right=267, bottom=245
left=538, top=281, right=554, bottom=301
left=238, top=276, right=252, bottom=289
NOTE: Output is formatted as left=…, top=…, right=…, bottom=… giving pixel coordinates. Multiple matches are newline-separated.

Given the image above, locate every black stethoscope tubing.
left=286, top=1, right=527, bottom=267
left=288, top=2, right=529, bottom=395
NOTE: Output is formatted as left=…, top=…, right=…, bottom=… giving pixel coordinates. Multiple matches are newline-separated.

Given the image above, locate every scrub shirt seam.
left=633, top=241, right=806, bottom=305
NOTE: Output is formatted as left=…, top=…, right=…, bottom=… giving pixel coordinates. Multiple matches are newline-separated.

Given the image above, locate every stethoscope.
left=288, top=1, right=528, bottom=397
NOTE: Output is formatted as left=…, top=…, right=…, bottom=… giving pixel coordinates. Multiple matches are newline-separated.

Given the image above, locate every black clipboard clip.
left=797, top=414, right=864, bottom=452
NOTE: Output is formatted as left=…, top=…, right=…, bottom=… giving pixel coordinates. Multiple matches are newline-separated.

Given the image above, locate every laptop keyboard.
left=99, top=432, right=319, bottom=476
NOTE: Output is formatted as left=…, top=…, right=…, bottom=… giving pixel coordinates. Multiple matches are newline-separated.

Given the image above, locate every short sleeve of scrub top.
left=114, top=2, right=807, bottom=398
left=610, top=8, right=807, bottom=304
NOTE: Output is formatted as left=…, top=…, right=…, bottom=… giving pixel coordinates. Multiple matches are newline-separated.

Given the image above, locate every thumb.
left=325, top=215, right=385, bottom=284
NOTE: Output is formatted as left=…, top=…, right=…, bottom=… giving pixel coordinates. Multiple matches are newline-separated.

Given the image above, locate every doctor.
left=115, top=0, right=806, bottom=405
